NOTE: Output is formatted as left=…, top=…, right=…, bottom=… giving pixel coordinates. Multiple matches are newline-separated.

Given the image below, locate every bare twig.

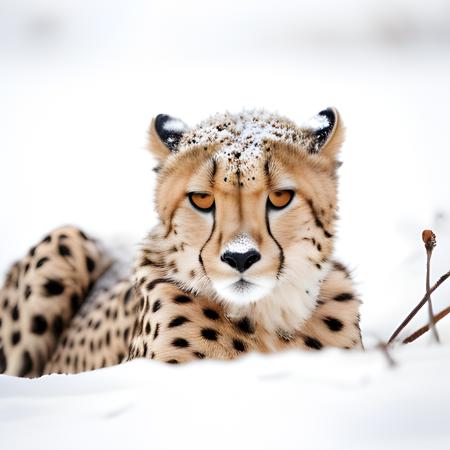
left=403, top=305, right=450, bottom=344
left=388, top=269, right=450, bottom=344
left=422, top=230, right=440, bottom=343
left=377, top=342, right=396, bottom=367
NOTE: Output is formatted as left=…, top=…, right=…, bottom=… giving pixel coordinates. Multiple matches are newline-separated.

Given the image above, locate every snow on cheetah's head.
left=147, top=109, right=345, bottom=306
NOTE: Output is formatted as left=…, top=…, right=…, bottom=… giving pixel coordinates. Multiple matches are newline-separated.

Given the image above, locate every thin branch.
left=377, top=342, right=396, bottom=367
left=422, top=230, right=439, bottom=343
left=388, top=269, right=450, bottom=344
left=403, top=305, right=450, bottom=344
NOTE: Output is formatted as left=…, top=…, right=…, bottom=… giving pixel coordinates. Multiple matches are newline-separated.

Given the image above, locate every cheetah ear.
left=148, top=114, right=189, bottom=161
left=300, top=107, right=344, bottom=159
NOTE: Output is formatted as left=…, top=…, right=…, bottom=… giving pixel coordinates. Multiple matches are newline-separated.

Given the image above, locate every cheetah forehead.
left=178, top=110, right=317, bottom=178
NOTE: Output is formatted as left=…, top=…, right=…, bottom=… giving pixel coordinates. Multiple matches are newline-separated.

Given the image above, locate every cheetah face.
left=148, top=109, right=344, bottom=306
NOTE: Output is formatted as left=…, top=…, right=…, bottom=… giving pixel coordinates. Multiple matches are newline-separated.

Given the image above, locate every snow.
left=1, top=0, right=450, bottom=448
left=224, top=233, right=257, bottom=254
left=162, top=118, right=188, bottom=133
left=1, top=346, right=450, bottom=450
left=301, top=112, right=331, bottom=131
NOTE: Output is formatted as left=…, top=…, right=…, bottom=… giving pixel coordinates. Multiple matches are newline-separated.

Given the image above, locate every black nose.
left=221, top=250, right=261, bottom=273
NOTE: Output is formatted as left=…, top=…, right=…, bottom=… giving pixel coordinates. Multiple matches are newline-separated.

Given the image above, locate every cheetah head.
left=146, top=109, right=344, bottom=309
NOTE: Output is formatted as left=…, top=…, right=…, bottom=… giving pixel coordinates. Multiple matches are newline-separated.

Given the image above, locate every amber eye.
left=188, top=192, right=215, bottom=212
left=268, top=190, right=294, bottom=210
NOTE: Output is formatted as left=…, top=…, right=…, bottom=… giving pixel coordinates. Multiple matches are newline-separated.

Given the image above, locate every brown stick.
left=388, top=269, right=450, bottom=344
left=423, top=230, right=440, bottom=342
left=403, top=305, right=450, bottom=344
left=377, top=342, right=396, bottom=367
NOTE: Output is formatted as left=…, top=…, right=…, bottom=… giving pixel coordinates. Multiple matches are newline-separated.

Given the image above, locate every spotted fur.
left=0, top=108, right=362, bottom=377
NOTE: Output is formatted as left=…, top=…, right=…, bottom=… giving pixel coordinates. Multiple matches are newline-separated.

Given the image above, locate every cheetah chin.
left=211, top=276, right=276, bottom=305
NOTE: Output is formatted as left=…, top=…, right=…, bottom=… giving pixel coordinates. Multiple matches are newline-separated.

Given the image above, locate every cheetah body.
left=0, top=108, right=362, bottom=377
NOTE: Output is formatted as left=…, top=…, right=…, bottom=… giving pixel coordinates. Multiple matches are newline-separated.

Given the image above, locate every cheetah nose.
left=221, top=250, right=261, bottom=273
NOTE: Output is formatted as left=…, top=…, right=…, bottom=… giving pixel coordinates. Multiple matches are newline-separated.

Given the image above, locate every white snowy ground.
left=1, top=1, right=450, bottom=449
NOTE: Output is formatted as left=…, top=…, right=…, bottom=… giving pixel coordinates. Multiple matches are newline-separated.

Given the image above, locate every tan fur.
left=0, top=108, right=362, bottom=377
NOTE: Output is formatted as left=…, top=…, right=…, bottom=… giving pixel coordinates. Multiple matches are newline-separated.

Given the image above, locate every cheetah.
left=0, top=107, right=363, bottom=377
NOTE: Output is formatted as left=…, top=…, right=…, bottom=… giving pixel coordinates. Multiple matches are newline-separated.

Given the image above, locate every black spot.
left=36, top=257, right=49, bottom=268
left=65, top=355, right=71, bottom=366
left=304, top=336, right=323, bottom=350
left=152, top=299, right=161, bottom=312
left=70, top=293, right=80, bottom=315
left=168, top=316, right=190, bottom=328
left=79, top=230, right=89, bottom=240
left=94, top=321, right=101, bottom=330
left=154, top=323, right=160, bottom=339
left=167, top=359, right=179, bottom=364
left=334, top=293, right=353, bottom=302
left=201, top=328, right=218, bottom=341
left=315, top=263, right=322, bottom=270
left=42, top=234, right=52, bottom=243
left=145, top=278, right=169, bottom=291
left=58, top=244, right=71, bottom=257
left=52, top=315, right=64, bottom=337
left=124, top=327, right=130, bottom=342
left=11, top=331, right=21, bottom=345
left=2, top=298, right=9, bottom=309
left=24, top=285, right=32, bottom=300
left=203, top=308, right=219, bottom=320
left=193, top=351, right=205, bottom=359
left=232, top=339, right=246, bottom=352
left=145, top=321, right=151, bottom=334
left=29, top=246, right=36, bottom=257
left=323, top=317, right=344, bottom=332
left=174, top=295, right=192, bottom=304
left=0, top=346, right=6, bottom=373
left=59, top=234, right=68, bottom=240
left=172, top=338, right=189, bottom=348
left=31, top=315, right=48, bottom=335
left=317, top=243, right=322, bottom=252
left=236, top=317, right=254, bottom=334
left=86, top=256, right=96, bottom=273
left=43, top=279, right=65, bottom=296
left=18, top=351, right=33, bottom=377
left=11, top=304, right=19, bottom=321
left=124, top=287, right=133, bottom=305
left=24, top=262, right=30, bottom=273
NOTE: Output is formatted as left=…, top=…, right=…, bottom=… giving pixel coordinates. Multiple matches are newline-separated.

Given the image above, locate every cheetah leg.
left=44, top=279, right=139, bottom=374
left=0, top=226, right=109, bottom=377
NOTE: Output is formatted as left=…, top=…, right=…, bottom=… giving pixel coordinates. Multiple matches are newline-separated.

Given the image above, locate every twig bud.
left=422, top=229, right=436, bottom=252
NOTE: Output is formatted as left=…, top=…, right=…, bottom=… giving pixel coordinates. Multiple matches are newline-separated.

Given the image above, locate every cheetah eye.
left=188, top=192, right=215, bottom=212
left=267, top=190, right=294, bottom=210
